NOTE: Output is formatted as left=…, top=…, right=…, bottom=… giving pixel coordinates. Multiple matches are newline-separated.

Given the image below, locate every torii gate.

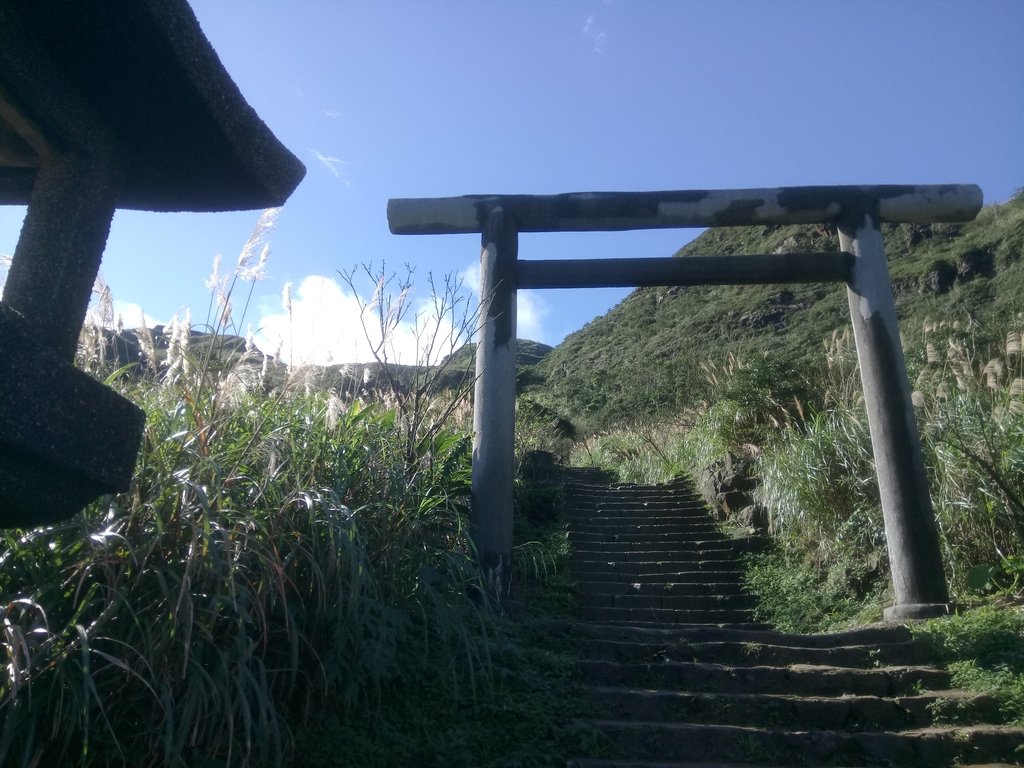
left=388, top=184, right=982, bottom=621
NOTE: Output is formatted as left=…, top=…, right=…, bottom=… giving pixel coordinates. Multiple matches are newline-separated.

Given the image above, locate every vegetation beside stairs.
left=556, top=467, right=1024, bottom=768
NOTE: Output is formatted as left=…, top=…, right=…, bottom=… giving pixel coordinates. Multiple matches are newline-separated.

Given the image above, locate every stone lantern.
left=0, top=0, right=305, bottom=527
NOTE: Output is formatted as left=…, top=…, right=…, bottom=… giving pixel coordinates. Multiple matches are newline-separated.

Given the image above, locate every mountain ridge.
left=527, top=190, right=1024, bottom=428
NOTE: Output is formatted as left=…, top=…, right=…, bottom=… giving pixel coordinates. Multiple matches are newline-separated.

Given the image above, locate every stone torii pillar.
left=472, top=208, right=518, bottom=602
left=388, top=185, right=981, bottom=618
left=0, top=0, right=305, bottom=527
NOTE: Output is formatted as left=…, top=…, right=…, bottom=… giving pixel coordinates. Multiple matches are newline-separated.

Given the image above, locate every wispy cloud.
left=582, top=12, right=608, bottom=53
left=310, top=149, right=352, bottom=186
left=322, top=108, right=341, bottom=120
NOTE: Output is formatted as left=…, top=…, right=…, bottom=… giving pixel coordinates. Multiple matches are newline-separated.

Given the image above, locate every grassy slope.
left=530, top=191, right=1024, bottom=428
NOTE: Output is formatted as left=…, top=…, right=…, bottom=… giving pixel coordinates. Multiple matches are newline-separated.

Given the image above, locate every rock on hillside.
left=90, top=325, right=552, bottom=397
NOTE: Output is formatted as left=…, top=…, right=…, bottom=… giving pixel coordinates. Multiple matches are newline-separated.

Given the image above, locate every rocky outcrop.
left=695, top=452, right=768, bottom=534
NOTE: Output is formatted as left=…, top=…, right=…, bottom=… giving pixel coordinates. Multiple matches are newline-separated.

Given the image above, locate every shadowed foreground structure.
left=0, top=0, right=305, bottom=527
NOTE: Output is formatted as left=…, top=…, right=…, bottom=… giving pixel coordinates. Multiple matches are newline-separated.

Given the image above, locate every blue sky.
left=2, top=1, right=1022, bottom=364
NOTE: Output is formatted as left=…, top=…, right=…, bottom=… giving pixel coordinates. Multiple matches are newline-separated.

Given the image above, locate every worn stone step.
left=563, top=621, right=917, bottom=648
left=576, top=580, right=747, bottom=597
left=567, top=761, right=864, bottom=768
left=578, top=594, right=757, bottom=613
left=565, top=481, right=695, bottom=492
left=568, top=534, right=738, bottom=548
left=578, top=637, right=928, bottom=667
left=569, top=533, right=733, bottom=546
left=570, top=558, right=744, bottom=576
left=573, top=536, right=741, bottom=552
left=587, top=720, right=1024, bottom=766
left=586, top=686, right=1001, bottom=729
left=573, top=548, right=757, bottom=565
left=591, top=620, right=775, bottom=632
left=571, top=569, right=748, bottom=586
left=567, top=506, right=704, bottom=516
left=579, top=660, right=951, bottom=696
left=568, top=760, right=1024, bottom=768
left=579, top=607, right=760, bottom=625
left=571, top=548, right=747, bottom=565
left=569, top=521, right=721, bottom=536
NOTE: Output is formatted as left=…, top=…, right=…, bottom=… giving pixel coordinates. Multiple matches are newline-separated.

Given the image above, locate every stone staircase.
left=560, top=468, right=1024, bottom=768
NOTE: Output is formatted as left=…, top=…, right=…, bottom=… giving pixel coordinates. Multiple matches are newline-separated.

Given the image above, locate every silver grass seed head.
left=1006, top=331, right=1021, bottom=356
left=205, top=253, right=223, bottom=293
left=282, top=282, right=293, bottom=314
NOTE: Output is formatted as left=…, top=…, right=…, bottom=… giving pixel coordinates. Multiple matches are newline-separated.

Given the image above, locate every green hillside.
left=529, top=191, right=1024, bottom=428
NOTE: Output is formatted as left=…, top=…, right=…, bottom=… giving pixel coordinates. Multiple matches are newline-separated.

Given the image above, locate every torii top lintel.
left=388, top=184, right=983, bottom=236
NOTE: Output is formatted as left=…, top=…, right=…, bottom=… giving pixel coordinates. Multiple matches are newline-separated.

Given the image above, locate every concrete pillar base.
left=883, top=602, right=955, bottom=622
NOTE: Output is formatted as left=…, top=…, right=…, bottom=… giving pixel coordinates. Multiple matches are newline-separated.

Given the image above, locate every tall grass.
left=0, top=372, right=485, bottom=766
left=569, top=423, right=690, bottom=485
left=0, top=218, right=489, bottom=767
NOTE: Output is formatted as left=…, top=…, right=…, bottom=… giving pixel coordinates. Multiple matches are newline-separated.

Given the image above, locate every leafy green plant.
left=914, top=605, right=1024, bottom=725
left=744, top=546, right=883, bottom=633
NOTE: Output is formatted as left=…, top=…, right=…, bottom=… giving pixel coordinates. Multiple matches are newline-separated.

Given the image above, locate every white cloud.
left=112, top=301, right=162, bottom=330
left=254, top=274, right=471, bottom=367
left=461, top=261, right=550, bottom=345
left=0, top=253, right=11, bottom=299
left=310, top=149, right=352, bottom=185
left=322, top=108, right=341, bottom=119
left=517, top=290, right=550, bottom=344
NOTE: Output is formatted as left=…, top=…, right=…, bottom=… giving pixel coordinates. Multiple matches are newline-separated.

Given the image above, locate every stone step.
left=567, top=761, right=866, bottom=768
left=568, top=530, right=731, bottom=544
left=569, top=521, right=720, bottom=535
left=566, top=500, right=706, bottom=512
left=576, top=580, right=747, bottom=597
left=569, top=544, right=753, bottom=561
left=570, top=568, right=748, bottom=585
left=579, top=660, right=951, bottom=696
left=578, top=607, right=761, bottom=625
left=568, top=530, right=734, bottom=543
left=586, top=720, right=1024, bottom=766
left=568, top=760, right=1024, bottom=768
left=562, top=621, right=917, bottom=649
left=569, top=520, right=720, bottom=532
left=570, top=558, right=744, bottom=576
left=564, top=480, right=694, bottom=491
left=571, top=548, right=748, bottom=564
left=589, top=620, right=775, bottom=632
left=566, top=502, right=703, bottom=513
left=578, top=637, right=928, bottom=667
left=587, top=686, right=1001, bottom=730
left=578, top=594, right=758, bottom=613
